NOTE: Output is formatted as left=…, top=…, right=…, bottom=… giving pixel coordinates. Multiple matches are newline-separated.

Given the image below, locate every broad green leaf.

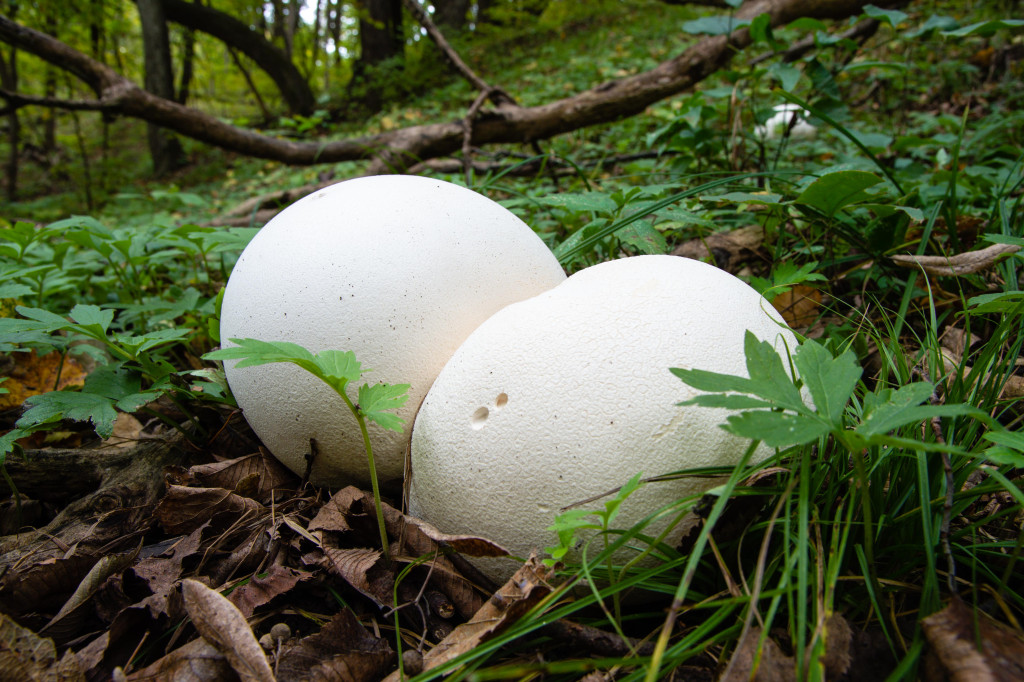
left=314, top=350, right=363, bottom=386
left=670, top=366, right=755, bottom=395
left=723, top=410, right=830, bottom=448
left=793, top=342, right=862, bottom=423
left=768, top=62, right=801, bottom=92
left=856, top=383, right=971, bottom=437
left=968, top=292, right=1024, bottom=314
left=19, top=391, right=119, bottom=439
left=794, top=171, right=882, bottom=217
left=603, top=472, right=643, bottom=525
left=863, top=4, right=907, bottom=27
left=619, top=220, right=668, bottom=255
left=743, top=332, right=805, bottom=411
left=682, top=16, right=751, bottom=36
left=204, top=338, right=319, bottom=374
left=903, top=14, right=959, bottom=38
left=540, top=192, right=617, bottom=215
left=14, top=306, right=74, bottom=331
left=69, top=305, right=114, bottom=334
left=0, top=283, right=33, bottom=299
left=942, top=19, right=1024, bottom=37
left=357, top=382, right=410, bottom=432
left=83, top=363, right=142, bottom=400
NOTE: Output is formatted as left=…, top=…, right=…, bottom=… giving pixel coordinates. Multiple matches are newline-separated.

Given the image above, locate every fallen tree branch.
left=0, top=0, right=880, bottom=172
left=890, top=243, right=1020, bottom=277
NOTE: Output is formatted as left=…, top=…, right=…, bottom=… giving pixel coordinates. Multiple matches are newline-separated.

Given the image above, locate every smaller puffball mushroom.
left=756, top=103, right=816, bottom=140
left=219, top=175, right=566, bottom=488
left=408, top=255, right=800, bottom=582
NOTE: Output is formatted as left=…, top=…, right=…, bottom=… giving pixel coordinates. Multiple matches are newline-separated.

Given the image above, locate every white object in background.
left=219, top=175, right=566, bottom=488
left=756, top=103, right=817, bottom=140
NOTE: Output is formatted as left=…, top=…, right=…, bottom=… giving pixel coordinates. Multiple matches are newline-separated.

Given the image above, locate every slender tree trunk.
left=357, top=0, right=402, bottom=67
left=308, top=0, right=322, bottom=79
left=41, top=10, right=56, bottom=155
left=0, top=28, right=17, bottom=202
left=137, top=0, right=184, bottom=176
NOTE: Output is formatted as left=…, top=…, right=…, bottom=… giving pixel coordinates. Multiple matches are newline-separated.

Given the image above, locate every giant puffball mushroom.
left=408, top=255, right=799, bottom=582
left=756, top=103, right=817, bottom=140
left=219, top=175, right=566, bottom=488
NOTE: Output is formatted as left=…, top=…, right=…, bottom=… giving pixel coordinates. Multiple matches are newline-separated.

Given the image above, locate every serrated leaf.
left=856, top=382, right=967, bottom=437
left=793, top=342, right=861, bottom=423
left=83, top=363, right=142, bottom=400
left=19, top=391, right=118, bottom=438
left=743, top=332, right=806, bottom=411
left=204, top=338, right=321, bottom=376
left=619, top=220, right=668, bottom=255
left=723, top=410, right=830, bottom=448
left=315, top=350, right=363, bottom=386
left=540, top=192, right=617, bottom=215
left=357, top=382, right=410, bottom=432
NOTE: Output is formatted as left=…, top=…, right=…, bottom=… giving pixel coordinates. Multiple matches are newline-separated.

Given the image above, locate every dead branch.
left=0, top=0, right=880, bottom=172
left=890, top=243, right=1021, bottom=277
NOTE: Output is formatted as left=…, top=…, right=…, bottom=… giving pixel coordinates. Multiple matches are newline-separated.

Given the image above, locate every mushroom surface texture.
left=408, top=255, right=799, bottom=582
left=219, top=175, right=566, bottom=487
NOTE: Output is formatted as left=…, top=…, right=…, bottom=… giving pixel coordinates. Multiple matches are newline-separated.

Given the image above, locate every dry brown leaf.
left=276, top=608, right=394, bottom=682
left=126, top=636, right=234, bottom=681
left=156, top=484, right=264, bottom=535
left=672, top=225, right=766, bottom=273
left=187, top=451, right=297, bottom=501
left=0, top=612, right=86, bottom=681
left=0, top=554, right=98, bottom=621
left=321, top=544, right=393, bottom=608
left=380, top=555, right=554, bottom=682
left=0, top=349, right=88, bottom=410
left=101, top=413, right=146, bottom=449
left=771, top=285, right=822, bottom=329
left=41, top=543, right=140, bottom=642
left=890, top=243, right=1020, bottom=277
left=181, top=578, right=275, bottom=682
left=719, top=626, right=796, bottom=682
left=307, top=487, right=363, bottom=533
left=940, top=349, right=1024, bottom=401
left=228, top=565, right=312, bottom=619
left=922, top=598, right=1024, bottom=682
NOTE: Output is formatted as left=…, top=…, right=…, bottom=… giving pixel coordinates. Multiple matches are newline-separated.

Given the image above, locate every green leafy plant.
left=203, top=338, right=410, bottom=563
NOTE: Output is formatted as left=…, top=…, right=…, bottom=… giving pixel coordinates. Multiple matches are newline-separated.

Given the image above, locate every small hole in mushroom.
left=494, top=392, right=508, bottom=410
left=470, top=407, right=489, bottom=429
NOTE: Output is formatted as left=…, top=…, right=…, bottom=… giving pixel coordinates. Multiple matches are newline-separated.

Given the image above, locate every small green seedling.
left=203, top=338, right=410, bottom=563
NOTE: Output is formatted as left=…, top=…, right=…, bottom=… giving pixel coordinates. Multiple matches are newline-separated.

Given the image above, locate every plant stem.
left=337, top=389, right=392, bottom=565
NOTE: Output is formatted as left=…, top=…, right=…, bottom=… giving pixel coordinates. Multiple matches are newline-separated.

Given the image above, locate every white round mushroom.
left=219, top=175, right=566, bottom=488
left=408, top=255, right=798, bottom=581
left=756, top=103, right=816, bottom=140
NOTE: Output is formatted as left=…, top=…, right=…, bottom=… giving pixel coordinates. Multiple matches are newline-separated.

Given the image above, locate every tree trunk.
left=158, top=0, right=315, bottom=115
left=433, top=0, right=470, bottom=30
left=0, top=1, right=17, bottom=201
left=352, top=0, right=403, bottom=111
left=136, top=0, right=185, bottom=176
left=357, top=0, right=403, bottom=66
